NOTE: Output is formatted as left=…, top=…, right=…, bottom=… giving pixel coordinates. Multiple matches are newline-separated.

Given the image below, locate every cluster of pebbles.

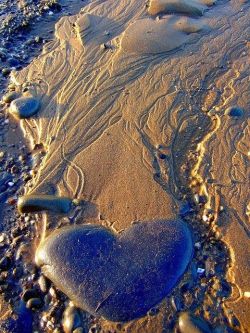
left=0, top=0, right=61, bottom=37
left=0, top=0, right=82, bottom=95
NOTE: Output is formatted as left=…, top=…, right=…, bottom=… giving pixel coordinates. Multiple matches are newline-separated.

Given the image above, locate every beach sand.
left=0, top=0, right=249, bottom=331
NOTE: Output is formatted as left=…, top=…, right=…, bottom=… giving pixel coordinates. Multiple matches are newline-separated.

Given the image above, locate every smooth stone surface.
left=36, top=220, right=193, bottom=322
left=225, top=106, right=244, bottom=117
left=62, top=305, right=82, bottom=333
left=26, top=298, right=43, bottom=310
left=2, top=92, right=19, bottom=104
left=178, top=312, right=212, bottom=333
left=2, top=68, right=11, bottom=76
left=9, top=97, right=40, bottom=119
left=18, top=195, right=72, bottom=214
left=73, top=328, right=84, bottom=333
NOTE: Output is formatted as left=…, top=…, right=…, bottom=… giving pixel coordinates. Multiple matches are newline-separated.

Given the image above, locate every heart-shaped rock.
left=36, top=220, right=193, bottom=322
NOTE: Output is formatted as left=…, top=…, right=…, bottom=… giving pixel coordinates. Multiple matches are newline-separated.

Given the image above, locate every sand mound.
left=148, top=0, right=216, bottom=16
left=121, top=16, right=205, bottom=54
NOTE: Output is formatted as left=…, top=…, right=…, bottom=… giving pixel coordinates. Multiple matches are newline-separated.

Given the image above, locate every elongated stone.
left=18, top=195, right=72, bottom=214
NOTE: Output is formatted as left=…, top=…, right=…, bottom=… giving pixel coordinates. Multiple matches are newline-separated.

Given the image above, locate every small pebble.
left=178, top=312, right=212, bottom=333
left=225, top=106, right=244, bottom=117
left=148, top=307, right=159, bottom=316
left=194, top=242, right=201, bottom=249
left=38, top=275, right=50, bottom=293
left=73, top=328, right=84, bottom=333
left=0, top=234, right=6, bottom=243
left=9, top=97, right=40, bottom=119
left=158, top=153, right=167, bottom=159
left=22, top=288, right=41, bottom=302
left=202, top=215, right=209, bottom=222
left=194, top=194, right=200, bottom=204
left=26, top=298, right=43, bottom=310
left=2, top=68, right=11, bottom=76
left=62, top=305, right=82, bottom=333
left=0, top=256, right=11, bottom=270
left=2, top=92, right=19, bottom=104
left=197, top=267, right=205, bottom=275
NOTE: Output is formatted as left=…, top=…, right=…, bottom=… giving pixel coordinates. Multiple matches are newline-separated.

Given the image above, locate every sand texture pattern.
left=11, top=0, right=249, bottom=331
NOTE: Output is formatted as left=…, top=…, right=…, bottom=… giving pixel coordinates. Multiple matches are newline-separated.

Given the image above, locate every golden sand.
left=10, top=0, right=249, bottom=330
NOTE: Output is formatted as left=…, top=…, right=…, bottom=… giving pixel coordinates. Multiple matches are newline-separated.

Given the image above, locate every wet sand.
left=0, top=0, right=249, bottom=332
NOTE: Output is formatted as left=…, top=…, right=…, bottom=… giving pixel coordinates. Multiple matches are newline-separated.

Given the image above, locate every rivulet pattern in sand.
left=11, top=0, right=249, bottom=330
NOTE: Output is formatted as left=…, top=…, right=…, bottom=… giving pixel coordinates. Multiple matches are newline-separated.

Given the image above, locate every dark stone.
left=26, top=298, right=43, bottom=310
left=9, top=97, right=40, bottom=119
left=148, top=307, right=160, bottom=316
left=18, top=195, right=72, bottom=214
left=2, top=68, right=11, bottom=76
left=0, top=256, right=11, bottom=270
left=226, top=106, right=244, bottom=117
left=22, top=288, right=42, bottom=302
left=158, top=153, right=167, bottom=160
left=36, top=220, right=193, bottom=322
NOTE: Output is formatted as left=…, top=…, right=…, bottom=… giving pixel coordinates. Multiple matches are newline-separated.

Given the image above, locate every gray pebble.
left=73, top=328, right=84, bottom=333
left=9, top=97, right=40, bottom=119
left=38, top=275, right=50, bottom=293
left=62, top=305, right=82, bottom=333
left=2, top=92, right=19, bottom=104
left=178, top=312, right=212, bottom=333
